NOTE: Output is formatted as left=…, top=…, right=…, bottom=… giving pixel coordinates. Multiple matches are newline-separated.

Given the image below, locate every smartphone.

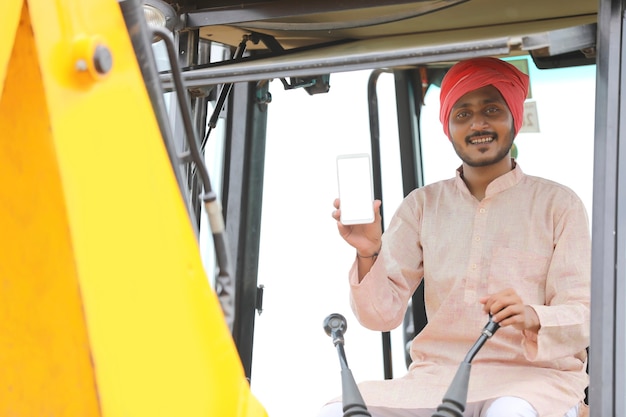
left=336, top=153, right=375, bottom=225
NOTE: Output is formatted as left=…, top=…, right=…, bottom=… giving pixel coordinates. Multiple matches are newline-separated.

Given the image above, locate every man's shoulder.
left=521, top=174, right=584, bottom=202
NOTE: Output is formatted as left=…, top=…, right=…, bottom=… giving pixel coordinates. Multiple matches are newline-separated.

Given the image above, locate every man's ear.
left=511, top=143, right=518, bottom=159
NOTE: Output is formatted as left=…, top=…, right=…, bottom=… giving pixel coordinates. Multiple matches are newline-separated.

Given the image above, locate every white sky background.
left=237, top=61, right=596, bottom=417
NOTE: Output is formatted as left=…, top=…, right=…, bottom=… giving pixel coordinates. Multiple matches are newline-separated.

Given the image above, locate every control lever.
left=324, top=313, right=372, bottom=417
left=432, top=315, right=501, bottom=417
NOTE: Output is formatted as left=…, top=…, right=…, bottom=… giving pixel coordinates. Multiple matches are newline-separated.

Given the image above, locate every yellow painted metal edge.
left=0, top=2, right=102, bottom=415
left=0, top=0, right=23, bottom=98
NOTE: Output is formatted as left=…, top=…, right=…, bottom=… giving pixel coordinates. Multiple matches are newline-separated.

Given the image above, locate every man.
left=320, top=57, right=590, bottom=417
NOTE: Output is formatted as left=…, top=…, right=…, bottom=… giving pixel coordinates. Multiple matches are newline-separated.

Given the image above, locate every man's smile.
left=467, top=133, right=497, bottom=145
left=469, top=136, right=495, bottom=144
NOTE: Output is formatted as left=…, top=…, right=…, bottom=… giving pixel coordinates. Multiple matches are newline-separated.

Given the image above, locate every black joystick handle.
left=482, top=314, right=500, bottom=337
left=324, top=313, right=347, bottom=346
left=324, top=313, right=371, bottom=417
left=431, top=315, right=501, bottom=417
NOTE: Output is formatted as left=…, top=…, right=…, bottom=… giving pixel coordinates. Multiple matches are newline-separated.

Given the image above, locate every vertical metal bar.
left=186, top=34, right=213, bottom=229
left=175, top=30, right=203, bottom=227
left=164, top=31, right=197, bottom=218
left=367, top=68, right=393, bottom=379
left=394, top=69, right=425, bottom=193
left=191, top=39, right=212, bottom=229
left=367, top=70, right=390, bottom=221
left=225, top=81, right=268, bottom=380
left=589, top=0, right=624, bottom=415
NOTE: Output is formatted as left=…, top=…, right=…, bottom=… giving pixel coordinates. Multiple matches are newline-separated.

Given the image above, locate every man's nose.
left=470, top=115, right=489, bottom=130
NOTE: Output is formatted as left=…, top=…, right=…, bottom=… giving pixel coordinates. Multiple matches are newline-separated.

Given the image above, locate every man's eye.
left=455, top=111, right=469, bottom=119
left=485, top=107, right=500, bottom=114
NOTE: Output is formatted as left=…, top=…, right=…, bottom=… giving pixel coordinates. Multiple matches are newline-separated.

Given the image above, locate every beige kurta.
left=348, top=163, right=590, bottom=417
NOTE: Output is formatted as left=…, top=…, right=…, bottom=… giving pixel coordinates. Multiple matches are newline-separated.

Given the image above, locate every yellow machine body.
left=0, top=1, right=267, bottom=416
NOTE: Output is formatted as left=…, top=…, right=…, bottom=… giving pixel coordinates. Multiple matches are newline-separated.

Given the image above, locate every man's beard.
left=452, top=130, right=514, bottom=167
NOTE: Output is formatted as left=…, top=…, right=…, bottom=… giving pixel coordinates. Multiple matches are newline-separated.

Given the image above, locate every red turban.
left=439, top=57, right=530, bottom=138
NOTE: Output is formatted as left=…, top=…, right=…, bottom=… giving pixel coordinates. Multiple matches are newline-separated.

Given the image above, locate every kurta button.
left=475, top=236, right=481, bottom=241
left=479, top=208, right=486, bottom=213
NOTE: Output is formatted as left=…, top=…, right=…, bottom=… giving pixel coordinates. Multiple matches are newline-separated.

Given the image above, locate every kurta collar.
left=455, top=159, right=524, bottom=198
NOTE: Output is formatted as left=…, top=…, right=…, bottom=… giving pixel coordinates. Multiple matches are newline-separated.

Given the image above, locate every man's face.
left=447, top=85, right=515, bottom=168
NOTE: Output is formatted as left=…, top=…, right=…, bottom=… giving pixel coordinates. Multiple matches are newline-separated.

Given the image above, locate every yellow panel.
left=0, top=3, right=101, bottom=415
left=0, top=0, right=23, bottom=98
left=21, top=0, right=268, bottom=416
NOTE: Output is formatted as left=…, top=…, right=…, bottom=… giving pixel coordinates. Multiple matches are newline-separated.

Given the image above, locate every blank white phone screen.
left=336, top=154, right=374, bottom=225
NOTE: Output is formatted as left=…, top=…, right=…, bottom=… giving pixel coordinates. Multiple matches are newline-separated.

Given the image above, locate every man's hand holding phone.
left=334, top=153, right=383, bottom=270
left=332, top=197, right=382, bottom=256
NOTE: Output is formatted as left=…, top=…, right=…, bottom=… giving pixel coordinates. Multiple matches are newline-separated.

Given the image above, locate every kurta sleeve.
left=523, top=193, right=591, bottom=362
left=348, top=193, right=425, bottom=332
